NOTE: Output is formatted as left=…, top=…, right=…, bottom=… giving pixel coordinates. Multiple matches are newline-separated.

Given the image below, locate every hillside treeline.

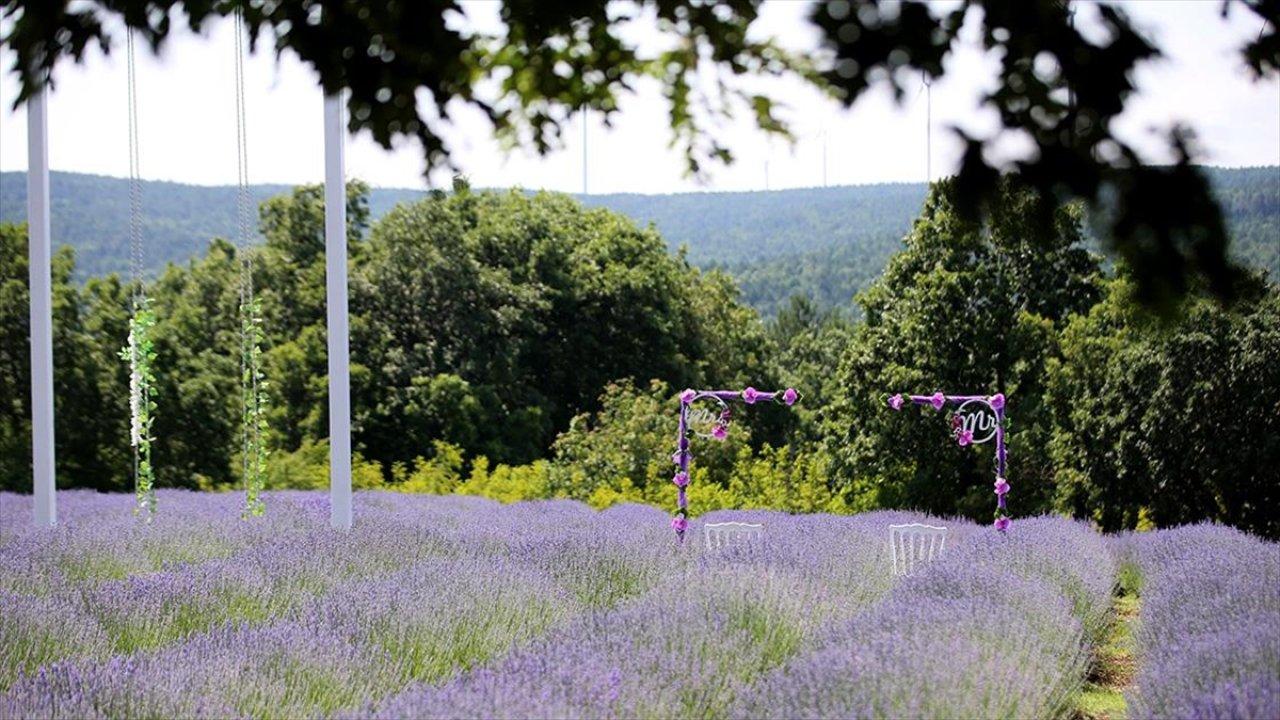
left=3, top=168, right=1274, bottom=317
left=1, top=178, right=1276, bottom=537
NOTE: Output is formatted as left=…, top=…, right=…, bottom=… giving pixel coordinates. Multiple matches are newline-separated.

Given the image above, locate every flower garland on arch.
left=119, top=297, right=158, bottom=521
left=671, top=386, right=799, bottom=542
left=886, top=391, right=1011, bottom=532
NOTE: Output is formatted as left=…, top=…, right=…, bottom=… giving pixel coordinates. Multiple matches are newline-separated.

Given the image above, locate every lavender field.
left=0, top=491, right=1275, bottom=719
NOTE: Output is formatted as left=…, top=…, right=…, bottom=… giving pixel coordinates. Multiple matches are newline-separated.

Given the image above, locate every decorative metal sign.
left=953, top=399, right=998, bottom=445
left=686, top=395, right=731, bottom=440
left=886, top=392, right=1011, bottom=532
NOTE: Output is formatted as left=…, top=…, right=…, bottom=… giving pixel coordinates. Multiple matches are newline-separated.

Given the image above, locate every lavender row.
left=734, top=515, right=1114, bottom=719
left=357, top=509, right=919, bottom=718
left=365, top=514, right=1112, bottom=719
left=1120, top=524, right=1280, bottom=720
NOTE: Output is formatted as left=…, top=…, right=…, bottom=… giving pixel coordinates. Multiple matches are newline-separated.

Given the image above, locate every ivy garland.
left=240, top=296, right=268, bottom=518
left=119, top=297, right=158, bottom=520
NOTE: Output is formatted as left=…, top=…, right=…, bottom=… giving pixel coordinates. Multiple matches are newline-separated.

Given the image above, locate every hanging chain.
left=127, top=31, right=143, bottom=296
left=234, top=7, right=252, bottom=299
left=923, top=72, right=932, bottom=184
left=235, top=8, right=267, bottom=517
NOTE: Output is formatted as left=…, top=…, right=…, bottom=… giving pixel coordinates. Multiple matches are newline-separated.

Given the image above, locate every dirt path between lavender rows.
left=1073, top=573, right=1140, bottom=720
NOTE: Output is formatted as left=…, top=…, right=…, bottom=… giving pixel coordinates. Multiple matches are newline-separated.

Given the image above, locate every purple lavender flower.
left=1122, top=524, right=1280, bottom=720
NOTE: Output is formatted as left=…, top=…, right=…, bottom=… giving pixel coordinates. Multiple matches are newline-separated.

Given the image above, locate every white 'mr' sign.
left=954, top=399, right=999, bottom=444
left=686, top=395, right=730, bottom=439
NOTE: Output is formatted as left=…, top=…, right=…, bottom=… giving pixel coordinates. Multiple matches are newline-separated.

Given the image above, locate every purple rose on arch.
left=957, top=429, right=974, bottom=446
left=930, top=392, right=946, bottom=410
left=989, top=393, right=1006, bottom=411
left=783, top=388, right=799, bottom=406
left=742, top=387, right=760, bottom=404
left=994, top=478, right=1010, bottom=495
left=672, top=472, right=689, bottom=488
left=888, top=394, right=904, bottom=410
left=680, top=388, right=697, bottom=405
left=711, top=424, right=728, bottom=440
left=994, top=516, right=1011, bottom=532
left=671, top=516, right=688, bottom=532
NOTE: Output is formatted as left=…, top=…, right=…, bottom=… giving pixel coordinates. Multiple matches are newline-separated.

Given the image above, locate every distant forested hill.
left=1204, top=166, right=1280, bottom=277
left=578, top=183, right=927, bottom=265
left=0, top=172, right=423, bottom=278
left=0, top=172, right=925, bottom=277
left=1, top=167, right=1274, bottom=314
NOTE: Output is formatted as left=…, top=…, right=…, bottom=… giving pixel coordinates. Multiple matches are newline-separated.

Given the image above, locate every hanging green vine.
left=119, top=296, right=157, bottom=520
left=240, top=296, right=268, bottom=517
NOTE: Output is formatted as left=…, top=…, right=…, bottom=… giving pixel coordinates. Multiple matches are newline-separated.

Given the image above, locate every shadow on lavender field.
left=0, top=490, right=1276, bottom=719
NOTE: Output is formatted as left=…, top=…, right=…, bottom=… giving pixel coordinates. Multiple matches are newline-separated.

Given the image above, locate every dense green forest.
left=3, top=167, right=1274, bottom=317
left=2, top=177, right=1276, bottom=537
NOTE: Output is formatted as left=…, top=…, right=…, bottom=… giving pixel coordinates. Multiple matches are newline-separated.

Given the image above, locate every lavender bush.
left=733, top=516, right=1114, bottom=719
left=0, top=490, right=1269, bottom=719
left=1121, top=524, right=1280, bottom=720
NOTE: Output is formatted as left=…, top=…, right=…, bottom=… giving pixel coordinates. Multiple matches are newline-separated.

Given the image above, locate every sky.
left=1, top=0, right=1277, bottom=194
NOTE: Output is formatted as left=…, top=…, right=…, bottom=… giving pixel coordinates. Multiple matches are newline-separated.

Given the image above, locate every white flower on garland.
left=128, top=327, right=142, bottom=447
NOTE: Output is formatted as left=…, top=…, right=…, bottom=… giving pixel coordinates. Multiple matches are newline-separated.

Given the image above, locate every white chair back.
left=704, top=521, right=764, bottom=550
left=889, top=523, right=947, bottom=575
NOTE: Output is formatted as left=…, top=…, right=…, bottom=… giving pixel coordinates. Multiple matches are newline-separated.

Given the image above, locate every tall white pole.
left=27, top=87, right=56, bottom=527
left=324, top=92, right=352, bottom=530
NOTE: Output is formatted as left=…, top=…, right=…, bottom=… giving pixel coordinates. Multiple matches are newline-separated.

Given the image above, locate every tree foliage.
left=824, top=176, right=1102, bottom=518
left=347, top=186, right=779, bottom=466
left=1, top=225, right=131, bottom=492
left=1047, top=271, right=1280, bottom=538
left=0, top=184, right=776, bottom=490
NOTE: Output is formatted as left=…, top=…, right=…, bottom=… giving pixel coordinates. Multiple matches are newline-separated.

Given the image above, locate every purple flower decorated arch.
left=671, top=387, right=798, bottom=542
left=887, top=391, right=1012, bottom=531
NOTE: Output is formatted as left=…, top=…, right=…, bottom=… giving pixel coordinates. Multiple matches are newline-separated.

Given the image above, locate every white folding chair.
left=704, top=521, right=764, bottom=550
left=889, top=523, right=947, bottom=575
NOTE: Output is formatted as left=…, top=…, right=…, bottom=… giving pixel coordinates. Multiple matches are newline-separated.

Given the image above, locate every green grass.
left=1074, top=578, right=1139, bottom=720
left=103, top=588, right=275, bottom=653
